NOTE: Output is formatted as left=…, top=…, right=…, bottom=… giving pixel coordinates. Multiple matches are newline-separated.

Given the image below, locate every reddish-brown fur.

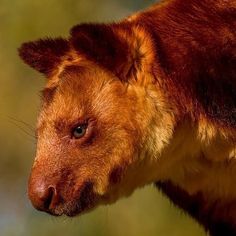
left=138, top=0, right=236, bottom=128
left=19, top=0, right=236, bottom=235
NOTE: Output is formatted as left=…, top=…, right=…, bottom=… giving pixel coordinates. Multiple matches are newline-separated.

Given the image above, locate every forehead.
left=40, top=63, right=123, bottom=121
left=43, top=63, right=111, bottom=100
left=58, top=64, right=110, bottom=94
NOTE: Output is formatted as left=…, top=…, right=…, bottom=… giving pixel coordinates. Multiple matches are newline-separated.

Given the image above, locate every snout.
left=28, top=170, right=97, bottom=216
left=28, top=175, right=60, bottom=214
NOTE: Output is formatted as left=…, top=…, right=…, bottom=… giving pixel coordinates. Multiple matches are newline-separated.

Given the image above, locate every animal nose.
left=28, top=179, right=57, bottom=212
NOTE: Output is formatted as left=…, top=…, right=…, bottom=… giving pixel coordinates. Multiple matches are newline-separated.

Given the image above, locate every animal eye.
left=72, top=124, right=87, bottom=139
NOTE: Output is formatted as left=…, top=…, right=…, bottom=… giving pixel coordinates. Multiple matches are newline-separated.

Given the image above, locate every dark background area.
left=0, top=0, right=205, bottom=235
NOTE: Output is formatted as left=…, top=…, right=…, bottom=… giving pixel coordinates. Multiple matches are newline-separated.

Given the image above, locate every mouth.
left=48, top=181, right=99, bottom=217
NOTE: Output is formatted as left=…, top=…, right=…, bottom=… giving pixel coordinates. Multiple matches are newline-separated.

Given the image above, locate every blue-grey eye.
left=72, top=125, right=87, bottom=139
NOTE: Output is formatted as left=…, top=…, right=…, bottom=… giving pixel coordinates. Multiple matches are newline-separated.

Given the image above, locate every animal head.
left=19, top=23, right=176, bottom=216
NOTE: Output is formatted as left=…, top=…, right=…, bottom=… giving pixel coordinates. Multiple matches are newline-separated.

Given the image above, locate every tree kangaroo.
left=19, top=0, right=236, bottom=235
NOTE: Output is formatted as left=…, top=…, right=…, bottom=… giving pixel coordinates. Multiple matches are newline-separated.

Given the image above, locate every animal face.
left=19, top=23, right=175, bottom=216
left=31, top=64, right=144, bottom=216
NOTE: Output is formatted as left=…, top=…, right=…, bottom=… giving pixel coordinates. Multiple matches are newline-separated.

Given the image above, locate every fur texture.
left=19, top=0, right=236, bottom=235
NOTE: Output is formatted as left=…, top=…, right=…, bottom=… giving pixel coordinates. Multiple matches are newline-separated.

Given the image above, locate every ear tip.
left=18, top=41, right=47, bottom=74
left=18, top=38, right=70, bottom=75
left=18, top=39, right=46, bottom=62
left=70, top=24, right=82, bottom=37
left=19, top=38, right=69, bottom=53
left=18, top=41, right=29, bottom=55
left=70, top=23, right=111, bottom=38
left=18, top=41, right=36, bottom=66
left=70, top=23, right=95, bottom=38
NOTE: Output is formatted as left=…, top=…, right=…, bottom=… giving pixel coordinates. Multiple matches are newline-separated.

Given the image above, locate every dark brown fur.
left=19, top=38, right=70, bottom=76
left=157, top=181, right=236, bottom=236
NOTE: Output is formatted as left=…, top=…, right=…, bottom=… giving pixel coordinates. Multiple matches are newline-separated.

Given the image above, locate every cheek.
left=70, top=120, right=140, bottom=191
left=92, top=147, right=136, bottom=196
left=109, top=166, right=124, bottom=185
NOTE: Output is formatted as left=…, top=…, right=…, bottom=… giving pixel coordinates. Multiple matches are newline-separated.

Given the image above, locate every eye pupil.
left=76, top=127, right=83, bottom=133
left=73, top=125, right=87, bottom=139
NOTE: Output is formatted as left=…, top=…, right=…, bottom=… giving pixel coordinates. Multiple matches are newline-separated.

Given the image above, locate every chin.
left=50, top=198, right=99, bottom=217
left=50, top=183, right=101, bottom=217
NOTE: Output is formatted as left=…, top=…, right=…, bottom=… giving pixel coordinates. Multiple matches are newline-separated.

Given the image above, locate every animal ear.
left=18, top=38, right=69, bottom=76
left=70, top=23, right=154, bottom=81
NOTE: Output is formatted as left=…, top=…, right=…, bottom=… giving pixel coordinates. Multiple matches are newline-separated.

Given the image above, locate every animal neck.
left=155, top=119, right=236, bottom=235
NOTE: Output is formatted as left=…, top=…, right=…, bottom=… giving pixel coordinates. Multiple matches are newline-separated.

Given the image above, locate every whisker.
left=8, top=120, right=36, bottom=141
left=3, top=115, right=37, bottom=142
left=7, top=116, right=35, bottom=132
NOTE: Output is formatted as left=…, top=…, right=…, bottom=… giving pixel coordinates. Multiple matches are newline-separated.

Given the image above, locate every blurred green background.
left=0, top=0, right=206, bottom=235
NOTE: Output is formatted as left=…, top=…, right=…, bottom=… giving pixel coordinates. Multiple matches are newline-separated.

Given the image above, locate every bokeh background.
left=0, top=0, right=206, bottom=235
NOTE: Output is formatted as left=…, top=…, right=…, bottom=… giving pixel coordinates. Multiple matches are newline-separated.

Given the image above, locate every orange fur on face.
left=19, top=0, right=236, bottom=235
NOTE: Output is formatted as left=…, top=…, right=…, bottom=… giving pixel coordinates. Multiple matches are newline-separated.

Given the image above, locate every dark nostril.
left=28, top=180, right=57, bottom=212
left=43, top=186, right=55, bottom=210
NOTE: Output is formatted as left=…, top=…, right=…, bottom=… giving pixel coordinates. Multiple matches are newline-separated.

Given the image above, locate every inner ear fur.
left=70, top=23, right=154, bottom=81
left=18, top=38, right=70, bottom=76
